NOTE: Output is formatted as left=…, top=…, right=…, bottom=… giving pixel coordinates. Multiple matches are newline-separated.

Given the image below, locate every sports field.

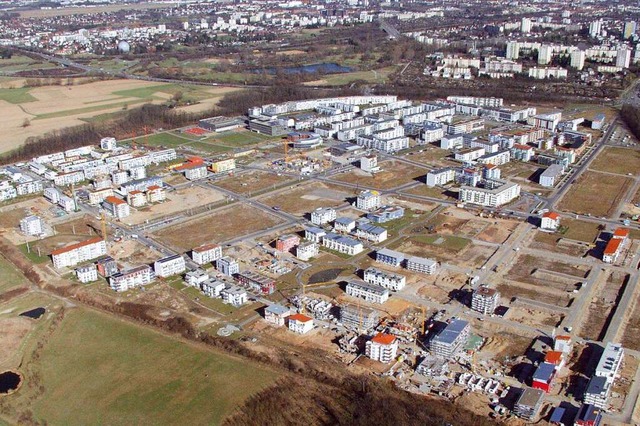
left=2, top=307, right=277, bottom=425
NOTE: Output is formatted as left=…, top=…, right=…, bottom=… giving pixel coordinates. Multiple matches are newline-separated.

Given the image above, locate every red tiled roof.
left=371, top=332, right=396, bottom=345
left=545, top=351, right=563, bottom=364
left=289, top=313, right=313, bottom=323
left=104, top=195, right=126, bottom=205
left=513, top=143, right=533, bottom=150
left=193, top=243, right=220, bottom=253
left=613, top=228, right=629, bottom=239
left=604, top=238, right=623, bottom=255
left=543, top=212, right=560, bottom=220
left=51, top=237, right=103, bottom=256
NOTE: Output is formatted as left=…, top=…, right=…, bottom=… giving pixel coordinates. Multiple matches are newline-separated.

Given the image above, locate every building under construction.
left=340, top=304, right=379, bottom=331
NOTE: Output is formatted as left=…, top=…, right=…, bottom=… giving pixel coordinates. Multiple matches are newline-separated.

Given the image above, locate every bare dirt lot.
left=331, top=160, right=426, bottom=190
left=590, top=146, right=640, bottom=176
left=259, top=182, right=350, bottom=215
left=579, top=271, right=628, bottom=341
left=126, top=186, right=225, bottom=225
left=507, top=306, right=564, bottom=329
left=507, top=254, right=590, bottom=292
left=0, top=317, right=32, bottom=365
left=110, top=239, right=164, bottom=269
left=559, top=171, right=633, bottom=217
left=214, top=170, right=293, bottom=195
left=154, top=204, right=282, bottom=251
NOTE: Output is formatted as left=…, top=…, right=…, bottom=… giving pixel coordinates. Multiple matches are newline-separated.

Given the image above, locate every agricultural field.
left=0, top=79, right=240, bottom=155
left=155, top=204, right=282, bottom=251
left=259, top=182, right=350, bottom=215
left=559, top=171, right=632, bottom=218
left=303, top=66, right=398, bottom=86
left=331, top=160, right=427, bottom=190
left=0, top=306, right=277, bottom=425
left=590, top=147, right=640, bottom=175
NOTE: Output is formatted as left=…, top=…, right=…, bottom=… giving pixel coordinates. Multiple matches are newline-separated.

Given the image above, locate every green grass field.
left=17, top=243, right=50, bottom=264
left=314, top=66, right=398, bottom=86
left=0, top=87, right=37, bottom=104
left=412, top=234, right=470, bottom=252
left=144, top=132, right=192, bottom=148
left=12, top=308, right=277, bottom=425
left=207, top=131, right=278, bottom=147
left=34, top=99, right=148, bottom=120
left=185, top=141, right=234, bottom=154
left=0, top=255, right=29, bottom=293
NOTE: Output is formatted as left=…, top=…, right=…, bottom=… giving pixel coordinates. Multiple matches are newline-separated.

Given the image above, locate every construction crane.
left=100, top=211, right=108, bottom=242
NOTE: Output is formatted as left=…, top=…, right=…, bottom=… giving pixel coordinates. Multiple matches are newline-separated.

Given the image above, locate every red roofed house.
left=51, top=237, right=107, bottom=269
left=103, top=195, right=130, bottom=219
left=146, top=185, right=166, bottom=203
left=365, top=333, right=399, bottom=363
left=603, top=228, right=629, bottom=264
left=511, top=144, right=534, bottom=162
left=544, top=351, right=565, bottom=370
left=288, top=313, right=314, bottom=334
left=541, top=212, right=560, bottom=231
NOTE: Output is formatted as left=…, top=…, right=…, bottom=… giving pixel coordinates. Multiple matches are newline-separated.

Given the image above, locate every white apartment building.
left=334, top=217, right=357, bottom=233
left=571, top=50, right=586, bottom=70
left=109, top=265, right=155, bottom=292
left=191, top=243, right=223, bottom=265
left=221, top=285, right=248, bottom=307
left=471, top=285, right=500, bottom=315
left=76, top=264, right=98, bottom=283
left=88, top=188, right=114, bottom=205
left=100, top=137, right=117, bottom=151
left=296, top=241, right=319, bottom=261
left=201, top=279, right=226, bottom=298
left=426, top=168, right=456, bottom=187
left=310, top=207, right=337, bottom=225
left=43, top=187, right=60, bottom=204
left=355, top=223, right=388, bottom=243
left=616, top=47, right=632, bottom=69
left=459, top=181, right=521, bottom=207
left=356, top=190, right=381, bottom=211
left=264, top=304, right=291, bottom=327
left=595, top=343, right=624, bottom=382
left=184, top=165, right=208, bottom=180
left=216, top=256, right=239, bottom=276
left=146, top=186, right=166, bottom=203
left=103, top=196, right=130, bottom=219
left=406, top=256, right=438, bottom=274
left=304, top=227, right=326, bottom=243
left=366, top=333, right=398, bottom=363
left=454, top=147, right=485, bottom=163
left=20, top=215, right=43, bottom=236
left=153, top=255, right=186, bottom=278
left=346, top=280, right=390, bottom=304
left=322, top=233, right=364, bottom=256
left=363, top=267, right=406, bottom=291
left=360, top=154, right=379, bottom=173
left=51, top=237, right=107, bottom=269
left=184, top=269, right=210, bottom=287
left=528, top=67, right=568, bottom=79
left=127, top=190, right=147, bottom=208
left=288, top=313, right=314, bottom=334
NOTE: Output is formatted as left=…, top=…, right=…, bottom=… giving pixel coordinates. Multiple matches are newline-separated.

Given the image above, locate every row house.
left=346, top=280, right=390, bottom=304
left=355, top=223, right=388, bottom=243
left=363, top=267, right=406, bottom=291
left=54, top=170, right=84, bottom=186
left=406, top=256, right=439, bottom=274
left=322, top=233, right=364, bottom=256
left=16, top=179, right=43, bottom=196
left=334, top=217, right=357, bottom=233
left=234, top=271, right=276, bottom=295
left=477, top=149, right=511, bottom=166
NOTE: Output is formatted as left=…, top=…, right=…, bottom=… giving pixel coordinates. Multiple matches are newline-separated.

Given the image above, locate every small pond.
left=0, top=371, right=21, bottom=394
left=19, top=307, right=45, bottom=320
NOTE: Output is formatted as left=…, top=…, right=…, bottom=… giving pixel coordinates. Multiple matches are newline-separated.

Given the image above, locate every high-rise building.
left=617, top=47, right=632, bottom=68
left=570, top=50, right=586, bottom=70
left=538, top=45, right=553, bottom=65
left=589, top=20, right=602, bottom=38
left=506, top=41, right=520, bottom=60
left=521, top=17, right=532, bottom=33
left=624, top=21, right=637, bottom=39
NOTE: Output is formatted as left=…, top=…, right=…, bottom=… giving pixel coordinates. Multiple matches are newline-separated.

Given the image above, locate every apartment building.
left=201, top=279, right=226, bottom=298
left=127, top=190, right=147, bottom=208
left=363, top=267, right=406, bottom=291
left=477, top=149, right=511, bottom=166
left=264, top=304, right=291, bottom=326
left=514, top=388, right=545, bottom=421
left=360, top=154, right=380, bottom=173
left=406, top=256, right=438, bottom=274
left=96, top=256, right=118, bottom=277
left=76, top=264, right=98, bottom=283
left=430, top=319, right=470, bottom=358
left=288, top=313, right=314, bottom=334
left=20, top=215, right=43, bottom=236
left=366, top=207, right=403, bottom=225
left=103, top=196, right=130, bottom=219
left=603, top=228, right=629, bottom=263
left=304, top=227, right=326, bottom=243
left=310, top=207, right=336, bottom=225
left=340, top=304, right=379, bottom=331
left=109, top=265, right=155, bottom=292
left=191, top=243, right=223, bottom=265
left=184, top=269, right=210, bottom=287
left=322, top=233, right=364, bottom=255
left=154, top=254, right=186, bottom=278
left=296, top=241, right=319, bottom=261
left=216, top=256, right=240, bottom=276
left=539, top=164, right=564, bottom=187
left=459, top=181, right=521, bottom=208
left=471, top=285, right=500, bottom=315
left=356, top=190, right=381, bottom=211
left=454, top=147, right=485, bottom=163
left=346, top=280, right=390, bottom=304
left=365, top=333, right=399, bottom=363
left=234, top=271, right=276, bottom=295
left=146, top=185, right=166, bottom=203
left=221, top=285, right=248, bottom=307
left=511, top=144, right=534, bottom=162
left=210, top=158, right=237, bottom=174
left=334, top=217, right=357, bottom=233
left=426, top=168, right=456, bottom=187
left=355, top=223, right=388, bottom=243
left=276, top=234, right=300, bottom=253
left=88, top=187, right=114, bottom=205
left=376, top=248, right=405, bottom=267
left=51, top=237, right=107, bottom=269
